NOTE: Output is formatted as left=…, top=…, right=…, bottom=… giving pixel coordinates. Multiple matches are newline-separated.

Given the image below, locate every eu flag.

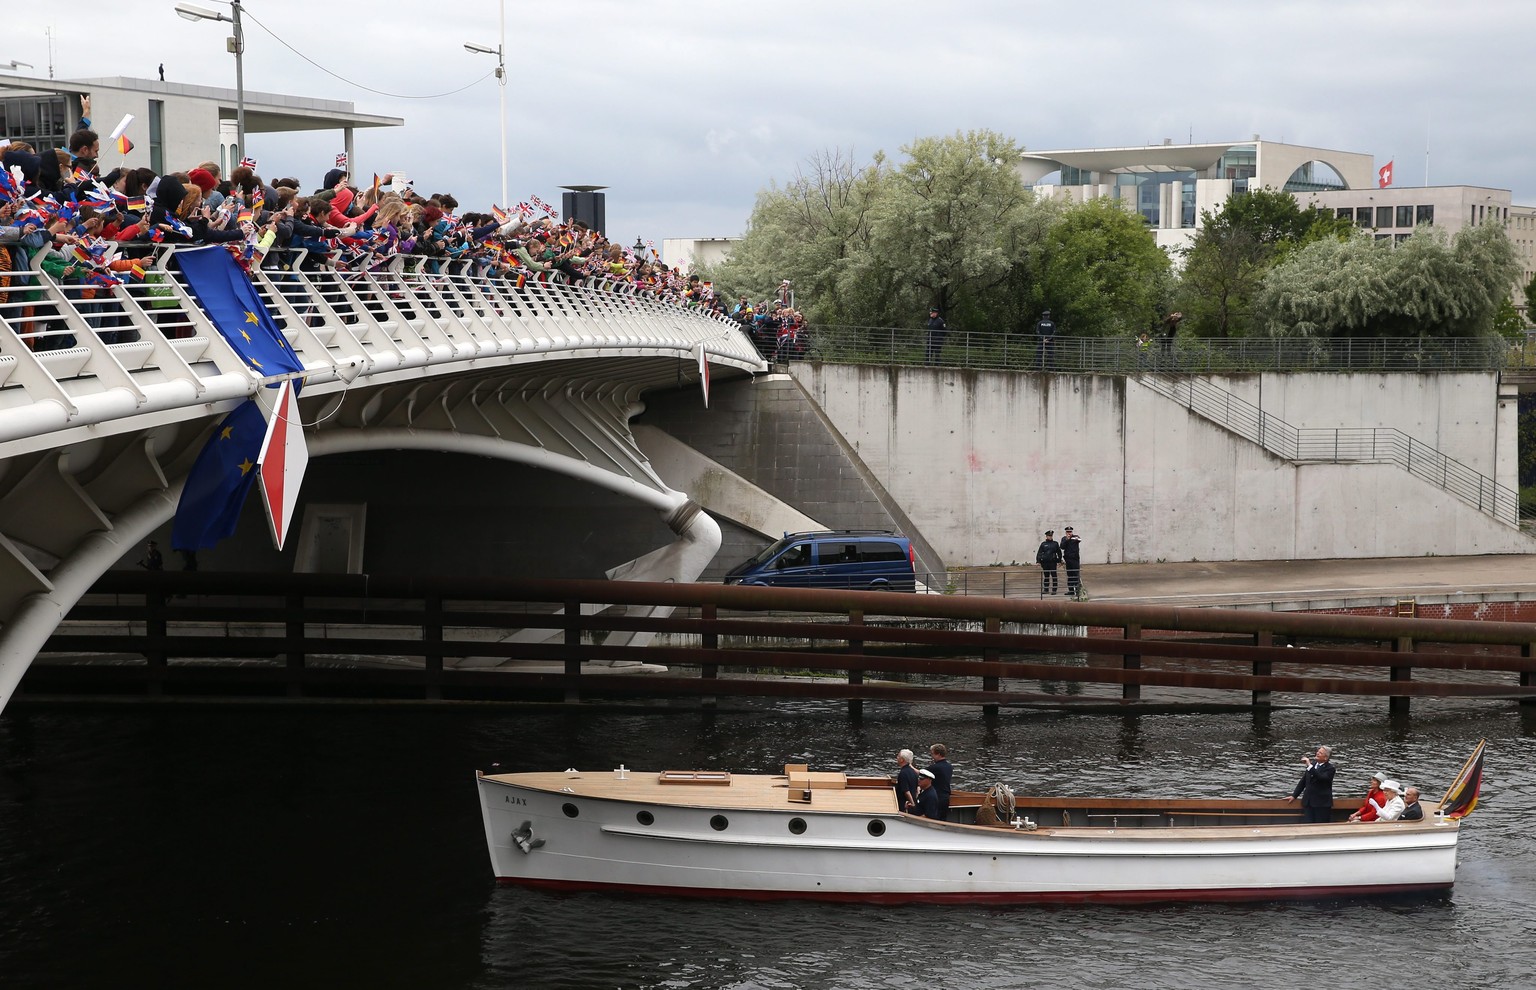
left=171, top=399, right=267, bottom=551
left=176, top=245, right=304, bottom=378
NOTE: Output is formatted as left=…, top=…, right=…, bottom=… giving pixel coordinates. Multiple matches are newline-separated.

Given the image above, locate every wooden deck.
left=482, top=769, right=900, bottom=814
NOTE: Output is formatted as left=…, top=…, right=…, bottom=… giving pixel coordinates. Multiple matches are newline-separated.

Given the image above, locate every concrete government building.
left=1018, top=138, right=1536, bottom=317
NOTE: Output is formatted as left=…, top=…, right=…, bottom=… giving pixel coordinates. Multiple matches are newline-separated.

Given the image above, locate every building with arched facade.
left=1017, top=139, right=1376, bottom=253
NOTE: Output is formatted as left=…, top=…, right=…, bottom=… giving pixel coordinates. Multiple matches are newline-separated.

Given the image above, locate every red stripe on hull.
left=496, top=876, right=1452, bottom=905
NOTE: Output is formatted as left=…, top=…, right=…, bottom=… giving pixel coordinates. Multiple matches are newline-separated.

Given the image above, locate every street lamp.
left=175, top=0, right=245, bottom=165
left=464, top=0, right=507, bottom=207
left=0, top=60, right=34, bottom=72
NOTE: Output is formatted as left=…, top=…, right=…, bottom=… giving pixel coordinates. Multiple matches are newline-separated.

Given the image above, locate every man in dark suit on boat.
left=894, top=749, right=919, bottom=812
left=1286, top=745, right=1337, bottom=823
left=927, top=744, right=953, bottom=818
left=913, top=769, right=942, bottom=819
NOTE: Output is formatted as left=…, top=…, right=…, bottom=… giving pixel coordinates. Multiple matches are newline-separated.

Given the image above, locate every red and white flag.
left=1378, top=160, right=1394, bottom=188
left=335, top=151, right=348, bottom=169
left=696, top=342, right=711, bottom=409
left=240, top=155, right=257, bottom=169
left=256, top=379, right=309, bottom=550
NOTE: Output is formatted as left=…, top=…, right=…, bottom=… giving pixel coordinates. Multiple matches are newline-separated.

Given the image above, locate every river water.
left=1, top=694, right=1531, bottom=989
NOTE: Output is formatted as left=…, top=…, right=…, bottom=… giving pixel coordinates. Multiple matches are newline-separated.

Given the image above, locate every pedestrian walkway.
left=951, top=555, right=1536, bottom=611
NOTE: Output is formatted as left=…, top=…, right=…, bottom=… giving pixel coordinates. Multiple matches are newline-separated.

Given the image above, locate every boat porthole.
left=562, top=803, right=579, bottom=818
left=637, top=810, right=654, bottom=826
left=788, top=818, right=807, bottom=834
left=710, top=815, right=729, bottom=831
left=867, top=820, right=886, bottom=837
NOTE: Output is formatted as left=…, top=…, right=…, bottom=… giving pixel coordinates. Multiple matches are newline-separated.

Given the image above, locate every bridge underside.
left=0, top=355, right=748, bottom=712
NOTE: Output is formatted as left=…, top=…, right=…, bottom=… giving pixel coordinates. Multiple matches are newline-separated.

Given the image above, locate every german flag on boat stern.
left=1438, top=739, right=1486, bottom=820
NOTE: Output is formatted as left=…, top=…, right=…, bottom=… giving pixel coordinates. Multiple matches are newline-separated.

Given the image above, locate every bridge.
left=0, top=247, right=766, bottom=712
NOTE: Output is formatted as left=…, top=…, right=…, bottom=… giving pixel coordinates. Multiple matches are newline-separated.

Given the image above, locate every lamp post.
left=175, top=1, right=245, bottom=163
left=464, top=0, right=507, bottom=207
left=0, top=61, right=34, bottom=73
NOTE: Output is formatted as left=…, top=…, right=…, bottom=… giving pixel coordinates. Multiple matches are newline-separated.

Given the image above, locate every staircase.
left=1137, top=372, right=1523, bottom=528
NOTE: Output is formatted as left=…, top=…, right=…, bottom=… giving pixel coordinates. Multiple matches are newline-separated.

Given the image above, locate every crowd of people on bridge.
left=1, top=96, right=736, bottom=351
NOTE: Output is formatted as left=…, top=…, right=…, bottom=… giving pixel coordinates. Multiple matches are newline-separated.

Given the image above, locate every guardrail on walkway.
left=1137, top=372, right=1530, bottom=526
left=0, top=246, right=758, bottom=447
left=32, top=573, right=1536, bottom=714
left=804, top=326, right=1525, bottom=375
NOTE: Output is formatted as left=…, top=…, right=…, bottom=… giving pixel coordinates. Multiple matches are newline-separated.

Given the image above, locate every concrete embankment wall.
left=796, top=364, right=1530, bottom=566
left=636, top=374, right=946, bottom=580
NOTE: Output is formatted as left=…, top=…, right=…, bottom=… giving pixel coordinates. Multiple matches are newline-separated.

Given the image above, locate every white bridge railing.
left=0, top=247, right=764, bottom=449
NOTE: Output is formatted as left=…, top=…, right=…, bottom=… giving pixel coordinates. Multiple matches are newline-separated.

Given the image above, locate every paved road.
left=949, top=554, right=1536, bottom=609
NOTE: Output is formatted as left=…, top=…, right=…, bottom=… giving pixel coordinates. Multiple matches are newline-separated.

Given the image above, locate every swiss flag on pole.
left=257, top=380, right=309, bottom=550
left=1378, top=160, right=1394, bottom=188
left=697, top=342, right=711, bottom=408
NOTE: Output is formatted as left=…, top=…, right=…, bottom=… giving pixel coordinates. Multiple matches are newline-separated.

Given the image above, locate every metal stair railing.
left=1137, top=372, right=1523, bottom=527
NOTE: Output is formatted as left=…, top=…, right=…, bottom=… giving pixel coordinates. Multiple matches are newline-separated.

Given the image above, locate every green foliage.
left=1174, top=189, right=1351, bottom=338
left=1491, top=297, right=1525, bottom=342
left=1524, top=273, right=1536, bottom=325
left=1037, top=198, right=1170, bottom=337
left=702, top=134, right=1170, bottom=336
left=1254, top=223, right=1522, bottom=338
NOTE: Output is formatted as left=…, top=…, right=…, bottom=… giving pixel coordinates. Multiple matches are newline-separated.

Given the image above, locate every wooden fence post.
left=701, top=603, right=718, bottom=708
left=285, top=592, right=305, bottom=697
left=1252, top=629, right=1272, bottom=708
left=982, top=615, right=1001, bottom=716
left=564, top=599, right=583, bottom=704
left=1123, top=623, right=1142, bottom=702
left=847, top=609, right=864, bottom=719
left=423, top=593, right=443, bottom=700
left=1390, top=636, right=1414, bottom=715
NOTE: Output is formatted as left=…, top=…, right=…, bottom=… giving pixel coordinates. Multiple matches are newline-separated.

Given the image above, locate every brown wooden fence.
left=28, top=572, right=1536, bottom=712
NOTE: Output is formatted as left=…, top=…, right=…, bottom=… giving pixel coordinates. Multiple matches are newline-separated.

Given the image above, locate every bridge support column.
left=846, top=609, right=864, bottom=719
left=1521, top=642, right=1534, bottom=706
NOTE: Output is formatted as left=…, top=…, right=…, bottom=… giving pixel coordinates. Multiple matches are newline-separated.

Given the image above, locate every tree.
left=703, top=148, right=885, bottom=325
left=860, top=129, right=1035, bottom=329
left=1035, top=198, right=1171, bottom=337
left=1523, top=273, right=1536, bottom=326
left=1174, top=189, right=1351, bottom=338
left=1254, top=222, right=1522, bottom=338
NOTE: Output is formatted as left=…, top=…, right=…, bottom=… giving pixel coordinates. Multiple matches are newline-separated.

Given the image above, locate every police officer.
left=1060, top=526, right=1082, bottom=597
left=1036, top=530, right=1061, bottom=596
left=1034, top=309, right=1056, bottom=370
left=925, top=307, right=948, bottom=365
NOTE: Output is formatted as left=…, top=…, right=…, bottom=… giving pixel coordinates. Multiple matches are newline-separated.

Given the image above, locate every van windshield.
left=746, top=538, right=792, bottom=567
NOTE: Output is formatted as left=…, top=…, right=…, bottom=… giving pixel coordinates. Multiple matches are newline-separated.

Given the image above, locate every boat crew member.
left=1286, top=745, right=1336, bottom=823
left=894, top=749, right=919, bottom=812
left=913, top=769, right=941, bottom=819
left=927, top=744, right=953, bottom=819
left=1368, top=780, right=1406, bottom=822
left=1399, top=786, right=1424, bottom=821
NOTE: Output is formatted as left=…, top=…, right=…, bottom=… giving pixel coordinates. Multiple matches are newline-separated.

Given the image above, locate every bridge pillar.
left=1252, top=630, right=1272, bottom=707
left=1122, top=624, right=1142, bottom=702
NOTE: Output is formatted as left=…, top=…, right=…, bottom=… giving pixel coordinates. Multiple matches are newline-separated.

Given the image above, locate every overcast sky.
left=7, top=1, right=1534, bottom=247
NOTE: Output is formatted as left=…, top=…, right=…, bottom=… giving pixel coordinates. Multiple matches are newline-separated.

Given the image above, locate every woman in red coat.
left=1348, top=770, right=1388, bottom=823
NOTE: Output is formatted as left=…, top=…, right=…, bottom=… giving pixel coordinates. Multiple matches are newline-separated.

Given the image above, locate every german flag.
left=1438, top=740, right=1486, bottom=820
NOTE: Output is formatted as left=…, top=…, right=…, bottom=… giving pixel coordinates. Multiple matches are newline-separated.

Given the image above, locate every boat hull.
left=476, top=772, right=1459, bottom=905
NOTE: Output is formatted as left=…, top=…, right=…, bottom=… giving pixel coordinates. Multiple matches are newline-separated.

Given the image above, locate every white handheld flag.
left=108, top=114, right=135, bottom=142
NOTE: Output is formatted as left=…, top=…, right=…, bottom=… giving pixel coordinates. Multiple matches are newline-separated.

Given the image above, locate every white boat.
left=474, top=747, right=1484, bottom=905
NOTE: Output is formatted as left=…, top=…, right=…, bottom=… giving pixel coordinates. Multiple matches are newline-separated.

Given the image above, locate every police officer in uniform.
left=1036, top=530, right=1061, bottom=596
left=1060, top=526, right=1082, bottom=597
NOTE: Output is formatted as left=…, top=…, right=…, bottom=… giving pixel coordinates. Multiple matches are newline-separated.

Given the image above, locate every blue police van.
left=723, top=530, right=918, bottom=592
